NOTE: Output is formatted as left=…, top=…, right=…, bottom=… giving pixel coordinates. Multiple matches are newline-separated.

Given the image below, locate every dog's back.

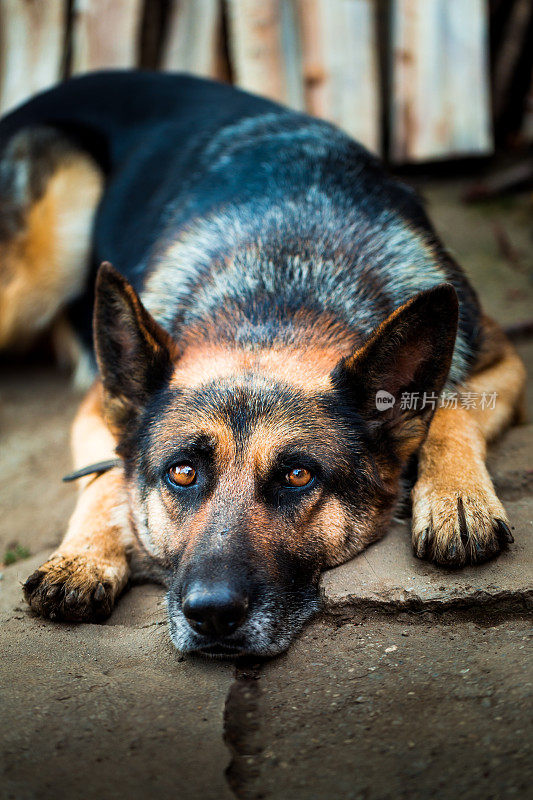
left=0, top=71, right=480, bottom=388
left=130, top=106, right=481, bottom=390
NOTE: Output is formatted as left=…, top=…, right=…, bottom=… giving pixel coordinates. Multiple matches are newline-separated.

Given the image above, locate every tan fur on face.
left=308, top=496, right=367, bottom=566
left=139, top=403, right=389, bottom=579
left=0, top=154, right=103, bottom=349
left=170, top=343, right=339, bottom=393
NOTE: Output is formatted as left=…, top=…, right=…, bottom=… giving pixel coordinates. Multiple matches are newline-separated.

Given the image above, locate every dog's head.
left=94, top=263, right=458, bottom=657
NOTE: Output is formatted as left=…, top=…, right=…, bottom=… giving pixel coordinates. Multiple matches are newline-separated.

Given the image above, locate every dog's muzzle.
left=167, top=563, right=321, bottom=658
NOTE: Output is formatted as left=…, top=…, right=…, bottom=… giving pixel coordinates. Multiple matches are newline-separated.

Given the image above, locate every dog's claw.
left=94, top=582, right=106, bottom=602
left=457, top=497, right=469, bottom=546
left=65, top=590, right=79, bottom=606
left=414, top=528, right=429, bottom=558
left=495, top=519, right=514, bottom=545
left=23, top=570, right=44, bottom=595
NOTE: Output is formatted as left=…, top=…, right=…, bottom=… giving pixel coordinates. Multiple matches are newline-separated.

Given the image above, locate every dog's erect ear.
left=94, top=262, right=176, bottom=431
left=331, top=284, right=458, bottom=456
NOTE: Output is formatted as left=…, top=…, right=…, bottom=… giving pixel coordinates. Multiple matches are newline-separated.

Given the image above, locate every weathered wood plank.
left=225, top=0, right=285, bottom=101
left=161, top=0, right=223, bottom=79
left=297, top=0, right=328, bottom=118
left=0, top=0, right=65, bottom=115
left=280, top=0, right=305, bottom=111
left=297, top=0, right=380, bottom=153
left=225, top=0, right=290, bottom=104
left=391, top=0, right=493, bottom=162
left=70, top=0, right=143, bottom=74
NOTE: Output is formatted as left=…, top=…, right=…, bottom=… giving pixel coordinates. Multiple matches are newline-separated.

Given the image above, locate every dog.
left=0, top=71, right=525, bottom=657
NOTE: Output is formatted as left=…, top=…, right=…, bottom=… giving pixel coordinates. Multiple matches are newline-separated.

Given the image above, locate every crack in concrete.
left=223, top=660, right=264, bottom=800
left=322, top=591, right=533, bottom=618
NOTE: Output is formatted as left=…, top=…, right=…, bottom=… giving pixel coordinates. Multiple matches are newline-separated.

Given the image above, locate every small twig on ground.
left=491, top=220, right=527, bottom=273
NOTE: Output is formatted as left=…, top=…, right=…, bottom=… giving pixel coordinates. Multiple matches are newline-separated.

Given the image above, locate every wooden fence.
left=0, top=0, right=520, bottom=163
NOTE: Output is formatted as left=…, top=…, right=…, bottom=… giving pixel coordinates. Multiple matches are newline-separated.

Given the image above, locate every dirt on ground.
left=227, top=615, right=532, bottom=800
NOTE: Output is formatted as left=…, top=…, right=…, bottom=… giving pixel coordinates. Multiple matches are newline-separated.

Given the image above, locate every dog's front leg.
left=24, top=383, right=132, bottom=621
left=411, top=326, right=526, bottom=566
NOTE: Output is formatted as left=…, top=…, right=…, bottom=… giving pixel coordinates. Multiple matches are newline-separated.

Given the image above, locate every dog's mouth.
left=195, top=642, right=245, bottom=658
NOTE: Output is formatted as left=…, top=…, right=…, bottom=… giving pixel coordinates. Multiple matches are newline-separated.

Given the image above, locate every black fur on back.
left=0, top=70, right=481, bottom=383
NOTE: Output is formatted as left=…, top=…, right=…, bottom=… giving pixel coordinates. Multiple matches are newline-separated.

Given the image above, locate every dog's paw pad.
left=411, top=487, right=512, bottom=567
left=23, top=555, right=117, bottom=622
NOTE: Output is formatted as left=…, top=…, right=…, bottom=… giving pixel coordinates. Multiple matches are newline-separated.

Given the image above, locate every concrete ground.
left=1, top=177, right=532, bottom=800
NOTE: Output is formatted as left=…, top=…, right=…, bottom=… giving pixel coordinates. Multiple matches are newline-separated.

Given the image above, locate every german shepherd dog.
left=1, top=72, right=525, bottom=657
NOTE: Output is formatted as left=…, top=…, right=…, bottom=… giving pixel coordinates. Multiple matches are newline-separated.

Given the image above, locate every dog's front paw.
left=411, top=484, right=513, bottom=567
left=23, top=554, right=122, bottom=621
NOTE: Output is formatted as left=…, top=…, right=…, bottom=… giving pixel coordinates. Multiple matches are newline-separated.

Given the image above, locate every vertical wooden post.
left=0, top=0, right=65, bottom=115
left=225, top=0, right=289, bottom=104
left=297, top=0, right=328, bottom=119
left=160, top=0, right=225, bottom=79
left=70, top=0, right=143, bottom=74
left=280, top=0, right=305, bottom=111
left=390, top=0, right=493, bottom=162
left=297, top=0, right=380, bottom=153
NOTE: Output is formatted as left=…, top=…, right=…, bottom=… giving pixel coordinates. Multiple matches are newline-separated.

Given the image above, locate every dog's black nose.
left=182, top=582, right=249, bottom=638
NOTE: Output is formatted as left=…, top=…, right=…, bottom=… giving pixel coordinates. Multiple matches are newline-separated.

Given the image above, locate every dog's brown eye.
left=168, top=463, right=196, bottom=487
left=285, top=467, right=313, bottom=488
